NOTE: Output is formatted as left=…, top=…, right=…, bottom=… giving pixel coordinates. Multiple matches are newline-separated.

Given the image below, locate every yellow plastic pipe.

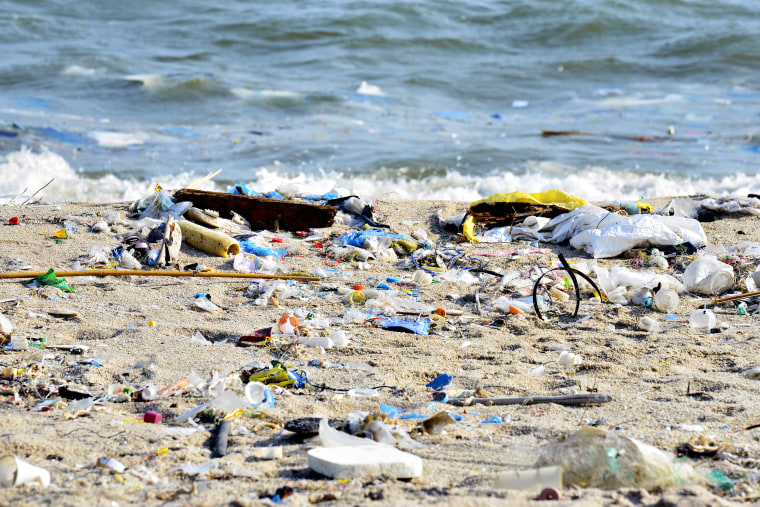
left=178, top=220, right=240, bottom=257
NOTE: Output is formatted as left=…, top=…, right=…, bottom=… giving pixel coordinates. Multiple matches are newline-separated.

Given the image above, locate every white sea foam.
left=231, top=88, right=304, bottom=101
left=356, top=81, right=384, bottom=97
left=89, top=131, right=146, bottom=148
left=60, top=65, right=101, bottom=76
left=0, top=148, right=214, bottom=203
left=3, top=147, right=760, bottom=204
left=124, top=74, right=166, bottom=90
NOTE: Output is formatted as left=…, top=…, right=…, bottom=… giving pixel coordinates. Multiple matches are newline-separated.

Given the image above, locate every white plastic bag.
left=682, top=256, right=734, bottom=295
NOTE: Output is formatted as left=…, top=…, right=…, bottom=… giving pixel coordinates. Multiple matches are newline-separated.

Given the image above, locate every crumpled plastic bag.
left=537, top=206, right=706, bottom=258
left=682, top=256, right=734, bottom=295
left=534, top=426, right=697, bottom=491
left=24, top=269, right=74, bottom=292
left=697, top=196, right=760, bottom=216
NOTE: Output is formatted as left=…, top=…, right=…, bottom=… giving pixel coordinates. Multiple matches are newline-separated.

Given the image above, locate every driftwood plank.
left=448, top=393, right=612, bottom=407
left=172, top=188, right=337, bottom=231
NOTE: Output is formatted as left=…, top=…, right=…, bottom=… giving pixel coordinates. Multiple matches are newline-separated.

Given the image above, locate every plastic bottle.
left=631, top=289, right=653, bottom=306
left=549, top=286, right=570, bottom=302
left=638, top=316, right=661, bottom=333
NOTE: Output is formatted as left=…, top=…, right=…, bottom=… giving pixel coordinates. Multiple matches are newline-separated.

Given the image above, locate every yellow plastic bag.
left=463, top=190, right=589, bottom=242
left=469, top=190, right=588, bottom=211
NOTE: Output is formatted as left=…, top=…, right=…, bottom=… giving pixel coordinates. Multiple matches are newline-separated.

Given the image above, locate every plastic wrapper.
left=238, top=239, right=286, bottom=259
left=319, top=417, right=378, bottom=448
left=0, top=312, right=14, bottom=336
left=376, top=317, right=430, bottom=335
left=534, top=426, right=697, bottom=491
left=24, top=269, right=74, bottom=292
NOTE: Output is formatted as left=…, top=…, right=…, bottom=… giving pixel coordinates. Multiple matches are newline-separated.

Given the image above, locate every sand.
left=0, top=196, right=757, bottom=506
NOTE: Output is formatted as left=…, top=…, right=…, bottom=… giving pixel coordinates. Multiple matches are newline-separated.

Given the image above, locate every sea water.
left=1, top=0, right=759, bottom=202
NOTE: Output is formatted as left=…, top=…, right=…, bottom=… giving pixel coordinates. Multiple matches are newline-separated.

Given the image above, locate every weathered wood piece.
left=448, top=393, right=613, bottom=407
left=172, top=188, right=337, bottom=231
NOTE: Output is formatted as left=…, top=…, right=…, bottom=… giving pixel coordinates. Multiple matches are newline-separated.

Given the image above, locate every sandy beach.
left=0, top=194, right=758, bottom=506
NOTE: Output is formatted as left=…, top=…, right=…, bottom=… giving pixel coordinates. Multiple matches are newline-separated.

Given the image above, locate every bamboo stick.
left=447, top=393, right=612, bottom=407
left=714, top=291, right=760, bottom=304
left=0, top=269, right=320, bottom=282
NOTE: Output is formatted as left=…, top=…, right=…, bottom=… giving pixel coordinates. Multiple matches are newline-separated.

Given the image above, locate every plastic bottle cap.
left=144, top=411, right=163, bottom=424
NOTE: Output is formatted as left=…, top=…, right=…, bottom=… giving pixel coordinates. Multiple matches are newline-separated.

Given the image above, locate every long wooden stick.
left=715, top=291, right=760, bottom=304
left=448, top=393, right=612, bottom=407
left=0, top=269, right=320, bottom=282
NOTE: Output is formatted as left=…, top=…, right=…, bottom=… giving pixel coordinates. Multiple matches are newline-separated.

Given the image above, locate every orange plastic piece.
left=278, top=314, right=299, bottom=333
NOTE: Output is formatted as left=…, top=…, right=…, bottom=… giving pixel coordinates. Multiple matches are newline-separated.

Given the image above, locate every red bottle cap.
left=144, top=411, right=163, bottom=424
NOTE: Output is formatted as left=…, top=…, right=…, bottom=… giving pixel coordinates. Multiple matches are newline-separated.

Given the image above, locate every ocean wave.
left=0, top=147, right=213, bottom=203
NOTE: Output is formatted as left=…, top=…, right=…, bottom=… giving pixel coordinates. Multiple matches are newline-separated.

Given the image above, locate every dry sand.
left=0, top=196, right=758, bottom=506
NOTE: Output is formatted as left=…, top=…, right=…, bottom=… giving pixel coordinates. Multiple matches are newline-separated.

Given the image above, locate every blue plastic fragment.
left=238, top=239, right=287, bottom=258
left=336, top=229, right=407, bottom=248
left=302, top=192, right=342, bottom=202
left=426, top=373, right=453, bottom=391
left=386, top=277, right=399, bottom=283
left=481, top=416, right=503, bottom=424
left=376, top=282, right=392, bottom=290
left=251, top=388, right=275, bottom=409
left=380, top=404, right=400, bottom=418
left=432, top=391, right=449, bottom=403
left=449, top=413, right=465, bottom=422
left=286, top=369, right=309, bottom=389
left=231, top=183, right=260, bottom=197
left=399, top=413, right=427, bottom=420
left=262, top=190, right=285, bottom=199
left=376, top=317, right=430, bottom=335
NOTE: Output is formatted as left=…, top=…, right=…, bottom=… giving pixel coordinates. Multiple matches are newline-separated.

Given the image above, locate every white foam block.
left=307, top=445, right=422, bottom=479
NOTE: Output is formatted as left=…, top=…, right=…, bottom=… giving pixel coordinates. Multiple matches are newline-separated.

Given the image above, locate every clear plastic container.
left=653, top=289, right=679, bottom=313
left=638, top=316, right=661, bottom=333
left=689, top=309, right=716, bottom=330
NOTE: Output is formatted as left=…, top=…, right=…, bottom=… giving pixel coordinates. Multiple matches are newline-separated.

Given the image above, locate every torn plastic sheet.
left=375, top=317, right=430, bottom=335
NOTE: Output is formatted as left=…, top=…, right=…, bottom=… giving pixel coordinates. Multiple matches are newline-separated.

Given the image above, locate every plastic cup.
left=412, top=270, right=433, bottom=285
left=0, top=455, right=51, bottom=488
left=245, top=381, right=275, bottom=409
left=653, top=290, right=679, bottom=313
left=689, top=309, right=716, bottom=330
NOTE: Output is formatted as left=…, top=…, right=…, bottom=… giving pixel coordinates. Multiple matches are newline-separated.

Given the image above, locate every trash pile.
left=3, top=182, right=760, bottom=503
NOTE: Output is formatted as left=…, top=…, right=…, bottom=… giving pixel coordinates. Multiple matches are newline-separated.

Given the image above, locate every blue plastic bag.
left=238, top=238, right=287, bottom=258
left=376, top=317, right=430, bottom=335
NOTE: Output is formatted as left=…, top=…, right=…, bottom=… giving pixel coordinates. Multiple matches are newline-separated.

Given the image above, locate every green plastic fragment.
left=24, top=268, right=75, bottom=292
